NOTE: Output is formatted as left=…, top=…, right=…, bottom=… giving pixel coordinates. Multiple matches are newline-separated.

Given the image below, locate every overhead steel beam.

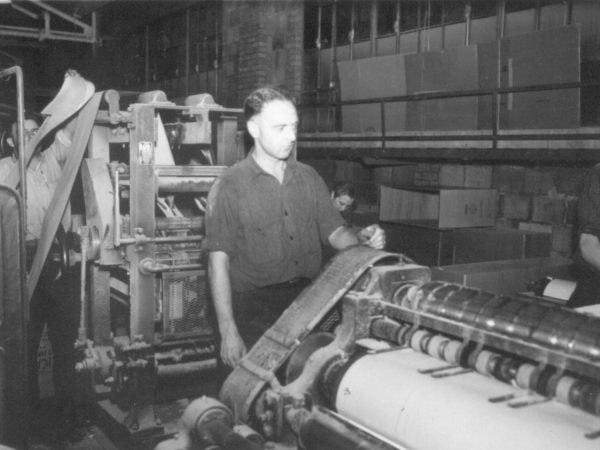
left=10, top=2, right=39, bottom=20
left=35, top=0, right=92, bottom=32
left=0, top=0, right=97, bottom=44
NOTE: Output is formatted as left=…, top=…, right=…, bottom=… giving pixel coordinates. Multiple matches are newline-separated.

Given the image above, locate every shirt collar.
left=246, top=148, right=298, bottom=183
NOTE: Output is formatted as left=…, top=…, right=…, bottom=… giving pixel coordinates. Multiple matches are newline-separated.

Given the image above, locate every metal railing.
left=297, top=80, right=600, bottom=151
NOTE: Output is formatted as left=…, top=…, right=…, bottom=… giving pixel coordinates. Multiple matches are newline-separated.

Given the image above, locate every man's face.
left=248, top=99, right=298, bottom=161
left=11, top=118, right=40, bottom=147
left=333, top=194, right=355, bottom=212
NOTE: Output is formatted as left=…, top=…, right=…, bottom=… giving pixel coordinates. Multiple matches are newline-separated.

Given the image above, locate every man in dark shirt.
left=567, top=163, right=600, bottom=308
left=205, top=86, right=385, bottom=367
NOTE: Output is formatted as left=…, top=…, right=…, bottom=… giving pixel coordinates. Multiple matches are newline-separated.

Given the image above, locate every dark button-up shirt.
left=205, top=152, right=344, bottom=292
left=569, top=163, right=600, bottom=307
left=577, top=164, right=600, bottom=243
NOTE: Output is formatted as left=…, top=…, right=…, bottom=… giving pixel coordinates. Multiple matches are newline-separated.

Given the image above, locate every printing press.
left=156, top=246, right=600, bottom=450
left=72, top=88, right=245, bottom=437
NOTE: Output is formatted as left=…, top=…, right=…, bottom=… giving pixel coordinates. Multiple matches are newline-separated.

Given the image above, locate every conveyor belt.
left=219, top=246, right=400, bottom=422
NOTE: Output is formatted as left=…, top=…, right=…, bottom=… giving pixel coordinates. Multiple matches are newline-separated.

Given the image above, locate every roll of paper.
left=335, top=349, right=598, bottom=450
left=543, top=278, right=576, bottom=302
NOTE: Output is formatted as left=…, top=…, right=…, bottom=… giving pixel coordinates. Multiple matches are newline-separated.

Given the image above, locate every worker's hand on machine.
left=357, top=224, right=386, bottom=250
left=221, top=330, right=247, bottom=368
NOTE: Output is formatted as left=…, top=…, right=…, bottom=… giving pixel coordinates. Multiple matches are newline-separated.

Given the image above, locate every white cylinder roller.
left=334, top=348, right=599, bottom=450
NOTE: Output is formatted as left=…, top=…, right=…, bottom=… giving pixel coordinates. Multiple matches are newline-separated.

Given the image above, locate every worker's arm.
left=208, top=250, right=247, bottom=367
left=579, top=232, right=600, bottom=272
left=48, top=117, right=76, bottom=166
left=328, top=224, right=386, bottom=250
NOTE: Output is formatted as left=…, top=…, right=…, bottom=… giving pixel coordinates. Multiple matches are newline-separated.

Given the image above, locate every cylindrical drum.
left=332, top=349, right=598, bottom=450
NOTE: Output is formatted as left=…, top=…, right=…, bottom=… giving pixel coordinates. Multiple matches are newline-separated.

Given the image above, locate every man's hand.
left=358, top=224, right=386, bottom=249
left=220, top=329, right=247, bottom=368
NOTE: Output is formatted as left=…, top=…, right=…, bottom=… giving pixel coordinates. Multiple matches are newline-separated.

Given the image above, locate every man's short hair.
left=243, top=86, right=295, bottom=122
left=11, top=112, right=41, bottom=137
left=332, top=182, right=355, bottom=200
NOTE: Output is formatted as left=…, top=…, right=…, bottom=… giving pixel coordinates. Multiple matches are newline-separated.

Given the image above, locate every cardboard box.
left=452, top=227, right=552, bottom=264
left=551, top=224, right=574, bottom=256
left=499, top=193, right=531, bottom=220
left=337, top=53, right=408, bottom=133
left=431, top=256, right=573, bottom=296
left=531, top=196, right=566, bottom=224
left=382, top=222, right=455, bottom=266
left=479, top=26, right=579, bottom=130
left=464, top=165, right=493, bottom=188
left=438, top=165, right=464, bottom=187
left=379, top=185, right=497, bottom=229
left=405, top=46, right=479, bottom=131
left=364, top=159, right=414, bottom=182
left=501, top=26, right=580, bottom=130
left=414, top=163, right=441, bottom=186
left=439, top=165, right=493, bottom=188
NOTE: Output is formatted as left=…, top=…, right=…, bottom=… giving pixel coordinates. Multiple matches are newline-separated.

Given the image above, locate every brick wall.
left=222, top=0, right=304, bottom=106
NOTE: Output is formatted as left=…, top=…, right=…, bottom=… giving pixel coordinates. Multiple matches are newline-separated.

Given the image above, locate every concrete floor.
left=24, top=397, right=103, bottom=450
left=25, top=367, right=225, bottom=450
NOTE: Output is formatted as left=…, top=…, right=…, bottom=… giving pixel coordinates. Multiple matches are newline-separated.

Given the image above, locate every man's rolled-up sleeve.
left=205, top=178, right=237, bottom=256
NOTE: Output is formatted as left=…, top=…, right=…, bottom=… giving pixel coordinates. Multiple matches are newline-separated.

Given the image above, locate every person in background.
left=322, top=181, right=358, bottom=263
left=0, top=113, right=82, bottom=441
left=331, top=181, right=355, bottom=213
left=0, top=113, right=74, bottom=240
left=205, top=86, right=386, bottom=368
left=566, top=163, right=600, bottom=308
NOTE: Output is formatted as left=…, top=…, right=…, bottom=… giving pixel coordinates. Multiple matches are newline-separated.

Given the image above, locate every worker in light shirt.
left=0, top=112, right=81, bottom=440
left=0, top=114, right=74, bottom=240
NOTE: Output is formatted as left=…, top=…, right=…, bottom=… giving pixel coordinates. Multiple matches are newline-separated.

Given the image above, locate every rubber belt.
left=4, top=73, right=94, bottom=191
left=219, top=246, right=401, bottom=422
left=27, top=92, right=103, bottom=300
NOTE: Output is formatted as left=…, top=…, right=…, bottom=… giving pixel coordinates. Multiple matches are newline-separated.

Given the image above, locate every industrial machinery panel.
left=156, top=247, right=600, bottom=450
